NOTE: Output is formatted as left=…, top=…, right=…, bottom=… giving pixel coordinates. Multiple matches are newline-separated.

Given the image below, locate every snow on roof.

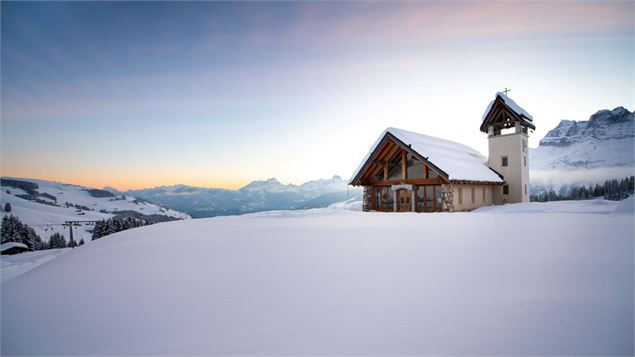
left=350, top=127, right=503, bottom=184
left=1, top=242, right=29, bottom=252
left=481, top=92, right=533, bottom=122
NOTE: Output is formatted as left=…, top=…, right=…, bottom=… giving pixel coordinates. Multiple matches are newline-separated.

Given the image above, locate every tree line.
left=92, top=216, right=152, bottom=240
left=1, top=215, right=45, bottom=250
left=531, top=176, right=634, bottom=202
left=1, top=215, right=86, bottom=251
left=1, top=214, right=165, bottom=254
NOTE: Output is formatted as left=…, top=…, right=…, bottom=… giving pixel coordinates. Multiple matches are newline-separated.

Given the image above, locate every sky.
left=1, top=1, right=633, bottom=190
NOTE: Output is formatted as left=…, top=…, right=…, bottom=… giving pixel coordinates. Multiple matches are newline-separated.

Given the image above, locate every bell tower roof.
left=480, top=92, right=536, bottom=133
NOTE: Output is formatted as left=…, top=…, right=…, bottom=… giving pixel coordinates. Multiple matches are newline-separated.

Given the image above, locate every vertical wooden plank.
left=423, top=186, right=426, bottom=212
left=371, top=186, right=376, bottom=210
left=423, top=164, right=428, bottom=179
left=383, top=162, right=388, bottom=180
left=401, top=150, right=407, bottom=179
left=412, top=188, right=416, bottom=212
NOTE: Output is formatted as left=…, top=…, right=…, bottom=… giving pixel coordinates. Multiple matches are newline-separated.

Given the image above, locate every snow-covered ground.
left=1, top=199, right=633, bottom=355
left=474, top=196, right=633, bottom=214
left=1, top=177, right=189, bottom=243
left=0, top=248, right=68, bottom=283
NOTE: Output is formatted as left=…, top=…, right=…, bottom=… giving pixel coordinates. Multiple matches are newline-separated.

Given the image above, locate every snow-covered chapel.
left=349, top=92, right=536, bottom=212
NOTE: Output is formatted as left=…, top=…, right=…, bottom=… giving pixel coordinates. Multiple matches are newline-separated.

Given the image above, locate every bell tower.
left=480, top=91, right=535, bottom=204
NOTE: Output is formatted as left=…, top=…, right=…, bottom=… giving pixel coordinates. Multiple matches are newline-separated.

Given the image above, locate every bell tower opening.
left=480, top=92, right=536, bottom=204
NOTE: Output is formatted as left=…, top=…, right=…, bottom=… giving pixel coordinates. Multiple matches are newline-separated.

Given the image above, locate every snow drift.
left=2, top=201, right=633, bottom=355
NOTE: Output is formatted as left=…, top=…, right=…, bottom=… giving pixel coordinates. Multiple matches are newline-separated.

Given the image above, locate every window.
left=406, top=154, right=423, bottom=179
left=375, top=187, right=393, bottom=210
left=471, top=187, right=475, bottom=204
left=386, top=150, right=403, bottom=180
left=435, top=186, right=443, bottom=211
left=426, top=186, right=434, bottom=211
left=482, top=187, right=486, bottom=202
left=426, top=167, right=438, bottom=179
left=387, top=163, right=402, bottom=180
left=524, top=155, right=527, bottom=167
left=458, top=187, right=463, bottom=205
left=503, top=185, right=509, bottom=195
left=502, top=156, right=508, bottom=167
left=416, top=186, right=425, bottom=212
left=525, top=184, right=527, bottom=195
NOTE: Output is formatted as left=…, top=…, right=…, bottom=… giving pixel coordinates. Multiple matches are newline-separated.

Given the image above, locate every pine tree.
left=49, top=233, right=67, bottom=249
left=1, top=216, right=12, bottom=243
left=19, top=224, right=35, bottom=249
left=91, top=216, right=148, bottom=240
left=79, top=239, right=85, bottom=246
left=2, top=215, right=22, bottom=244
left=92, top=220, right=106, bottom=240
left=3, top=202, right=11, bottom=212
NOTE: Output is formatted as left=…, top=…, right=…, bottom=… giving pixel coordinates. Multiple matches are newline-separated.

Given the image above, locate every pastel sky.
left=1, top=1, right=633, bottom=190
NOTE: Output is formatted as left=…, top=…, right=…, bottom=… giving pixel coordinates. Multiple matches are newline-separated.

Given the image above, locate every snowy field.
left=0, top=248, right=68, bottom=283
left=2, top=199, right=633, bottom=355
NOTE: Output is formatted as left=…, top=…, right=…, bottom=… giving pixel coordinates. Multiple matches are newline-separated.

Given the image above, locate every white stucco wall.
left=488, top=131, right=530, bottom=204
left=448, top=183, right=496, bottom=211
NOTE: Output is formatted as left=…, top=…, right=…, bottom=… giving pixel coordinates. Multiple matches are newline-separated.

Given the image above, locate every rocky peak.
left=239, top=178, right=296, bottom=193
left=539, top=107, right=633, bottom=147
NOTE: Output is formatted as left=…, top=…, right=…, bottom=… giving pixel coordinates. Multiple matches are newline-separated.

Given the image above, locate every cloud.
left=237, top=1, right=633, bottom=48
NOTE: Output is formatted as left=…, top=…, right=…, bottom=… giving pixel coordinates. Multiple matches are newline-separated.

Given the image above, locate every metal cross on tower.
left=502, top=87, right=511, bottom=96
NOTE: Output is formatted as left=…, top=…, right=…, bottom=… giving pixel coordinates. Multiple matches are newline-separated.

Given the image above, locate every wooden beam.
left=423, top=186, right=427, bottom=212
left=401, top=150, right=407, bottom=180
left=432, top=186, right=436, bottom=212
left=383, top=162, right=388, bottom=181
left=370, top=178, right=444, bottom=186
left=363, top=161, right=384, bottom=182
left=449, top=179, right=503, bottom=185
left=383, top=143, right=401, bottom=163
left=371, top=186, right=376, bottom=210
left=375, top=141, right=393, bottom=162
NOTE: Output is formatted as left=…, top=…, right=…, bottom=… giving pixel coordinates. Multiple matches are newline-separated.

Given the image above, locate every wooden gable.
left=480, top=95, right=536, bottom=134
left=350, top=132, right=449, bottom=186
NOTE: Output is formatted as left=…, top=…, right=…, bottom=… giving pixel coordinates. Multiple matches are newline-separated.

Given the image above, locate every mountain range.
left=2, top=107, right=631, bottom=227
left=106, top=176, right=362, bottom=218
left=530, top=106, right=634, bottom=192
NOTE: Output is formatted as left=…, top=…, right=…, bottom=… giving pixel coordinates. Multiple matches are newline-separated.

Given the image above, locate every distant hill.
left=530, top=106, right=634, bottom=193
left=1, top=177, right=190, bottom=243
left=108, top=175, right=363, bottom=218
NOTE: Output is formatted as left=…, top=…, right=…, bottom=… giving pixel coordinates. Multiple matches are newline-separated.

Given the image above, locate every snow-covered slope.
left=1, top=177, right=190, bottom=243
left=2, top=200, right=632, bottom=355
left=530, top=107, right=634, bottom=191
left=0, top=248, right=67, bottom=283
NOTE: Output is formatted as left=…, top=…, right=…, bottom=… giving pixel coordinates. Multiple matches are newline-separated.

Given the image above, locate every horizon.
left=2, top=1, right=633, bottom=190
left=0, top=173, right=348, bottom=192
